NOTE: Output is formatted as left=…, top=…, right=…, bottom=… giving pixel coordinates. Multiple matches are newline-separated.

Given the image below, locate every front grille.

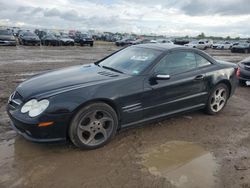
left=12, top=91, right=22, bottom=100
left=8, top=91, right=23, bottom=109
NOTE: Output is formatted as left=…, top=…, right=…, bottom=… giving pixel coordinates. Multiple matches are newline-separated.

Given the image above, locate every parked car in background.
left=17, top=30, right=25, bottom=37
left=231, top=43, right=250, bottom=53
left=199, top=39, right=213, bottom=48
left=7, top=44, right=238, bottom=149
left=74, top=34, right=94, bottom=46
left=115, top=38, right=134, bottom=46
left=237, top=56, right=250, bottom=86
left=18, top=31, right=40, bottom=46
left=69, top=30, right=77, bottom=39
left=41, top=33, right=60, bottom=46
left=157, top=39, right=174, bottom=44
left=150, top=39, right=174, bottom=44
left=34, top=29, right=47, bottom=39
left=10, top=27, right=21, bottom=37
left=184, top=41, right=207, bottom=50
left=173, top=38, right=189, bottom=45
left=58, top=34, right=74, bottom=46
left=213, top=41, right=232, bottom=49
left=130, top=38, right=150, bottom=45
left=0, top=29, right=16, bottom=46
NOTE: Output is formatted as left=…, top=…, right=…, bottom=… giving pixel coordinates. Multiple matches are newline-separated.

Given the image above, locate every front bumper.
left=23, top=39, right=40, bottom=45
left=7, top=104, right=71, bottom=143
left=231, top=48, right=246, bottom=53
left=0, top=40, right=16, bottom=46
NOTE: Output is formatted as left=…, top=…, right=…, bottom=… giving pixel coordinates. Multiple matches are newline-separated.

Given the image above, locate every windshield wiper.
left=101, top=66, right=124, bottom=74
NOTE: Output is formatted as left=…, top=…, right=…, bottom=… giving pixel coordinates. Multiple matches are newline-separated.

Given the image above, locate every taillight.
left=236, top=68, right=240, bottom=78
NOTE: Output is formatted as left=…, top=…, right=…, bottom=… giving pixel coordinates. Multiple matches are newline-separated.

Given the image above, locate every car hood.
left=185, top=44, right=195, bottom=47
left=60, top=38, right=74, bottom=42
left=0, top=35, right=15, bottom=40
left=22, top=36, right=39, bottom=40
left=43, top=37, right=57, bottom=40
left=17, top=64, right=125, bottom=100
left=233, top=45, right=248, bottom=48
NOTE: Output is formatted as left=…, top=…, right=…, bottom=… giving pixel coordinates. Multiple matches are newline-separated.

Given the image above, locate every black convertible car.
left=7, top=44, right=238, bottom=149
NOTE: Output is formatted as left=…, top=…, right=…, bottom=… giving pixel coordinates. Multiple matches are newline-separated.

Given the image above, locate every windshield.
left=45, top=34, right=56, bottom=39
left=0, top=30, right=12, bottom=35
left=61, top=34, right=70, bottom=38
left=190, top=41, right=198, bottom=44
left=23, top=32, right=36, bottom=37
left=81, top=34, right=91, bottom=38
left=98, top=47, right=162, bottom=75
left=240, top=43, right=250, bottom=47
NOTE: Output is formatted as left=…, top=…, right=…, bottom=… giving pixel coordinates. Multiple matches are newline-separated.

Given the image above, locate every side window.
left=154, top=52, right=196, bottom=75
left=195, top=54, right=212, bottom=68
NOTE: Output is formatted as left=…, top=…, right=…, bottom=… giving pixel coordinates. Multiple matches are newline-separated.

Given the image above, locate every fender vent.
left=98, top=71, right=118, bottom=77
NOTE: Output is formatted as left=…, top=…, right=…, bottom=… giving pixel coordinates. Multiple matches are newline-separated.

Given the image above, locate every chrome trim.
left=122, top=103, right=141, bottom=109
left=123, top=106, right=142, bottom=113
left=12, top=99, right=21, bottom=106
left=156, top=74, right=170, bottom=79
left=8, top=93, right=14, bottom=103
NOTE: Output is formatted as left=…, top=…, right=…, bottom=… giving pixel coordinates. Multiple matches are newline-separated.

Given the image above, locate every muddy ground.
left=0, top=45, right=250, bottom=188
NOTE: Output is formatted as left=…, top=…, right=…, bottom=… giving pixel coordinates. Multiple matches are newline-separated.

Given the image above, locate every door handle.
left=194, top=75, right=204, bottom=80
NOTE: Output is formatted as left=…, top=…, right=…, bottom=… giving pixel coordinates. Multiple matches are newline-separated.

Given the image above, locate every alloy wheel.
left=210, top=87, right=227, bottom=112
left=77, top=110, right=114, bottom=146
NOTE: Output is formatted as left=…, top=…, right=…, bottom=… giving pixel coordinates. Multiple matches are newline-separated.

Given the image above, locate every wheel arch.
left=215, top=79, right=232, bottom=98
left=65, top=98, right=122, bottom=140
left=70, top=98, right=121, bottom=127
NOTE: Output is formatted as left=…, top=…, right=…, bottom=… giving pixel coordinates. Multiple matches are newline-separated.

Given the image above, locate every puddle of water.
left=0, top=137, right=136, bottom=188
left=141, top=141, right=218, bottom=188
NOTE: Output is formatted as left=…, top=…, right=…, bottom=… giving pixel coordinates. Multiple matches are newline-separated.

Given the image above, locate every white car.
left=184, top=41, right=207, bottom=50
left=199, top=39, right=213, bottom=48
left=213, top=41, right=232, bottom=49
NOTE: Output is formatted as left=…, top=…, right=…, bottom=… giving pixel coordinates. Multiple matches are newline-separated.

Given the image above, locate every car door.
left=142, top=50, right=208, bottom=119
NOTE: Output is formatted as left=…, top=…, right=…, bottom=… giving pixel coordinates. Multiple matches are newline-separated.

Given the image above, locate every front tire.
left=69, top=103, right=118, bottom=149
left=206, top=83, right=229, bottom=115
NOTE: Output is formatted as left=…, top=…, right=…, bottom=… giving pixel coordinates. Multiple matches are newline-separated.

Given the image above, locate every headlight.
left=21, top=99, right=49, bottom=117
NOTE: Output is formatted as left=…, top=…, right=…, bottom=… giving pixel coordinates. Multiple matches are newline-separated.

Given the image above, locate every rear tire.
left=69, top=102, right=118, bottom=149
left=205, top=83, right=229, bottom=115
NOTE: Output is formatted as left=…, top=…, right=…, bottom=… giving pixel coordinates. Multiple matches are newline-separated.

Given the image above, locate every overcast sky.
left=0, top=0, right=250, bottom=37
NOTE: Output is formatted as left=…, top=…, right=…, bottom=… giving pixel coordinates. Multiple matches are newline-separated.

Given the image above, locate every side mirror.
left=156, top=74, right=170, bottom=80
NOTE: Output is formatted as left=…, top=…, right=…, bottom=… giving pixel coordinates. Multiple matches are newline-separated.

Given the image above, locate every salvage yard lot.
left=0, top=45, right=250, bottom=188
